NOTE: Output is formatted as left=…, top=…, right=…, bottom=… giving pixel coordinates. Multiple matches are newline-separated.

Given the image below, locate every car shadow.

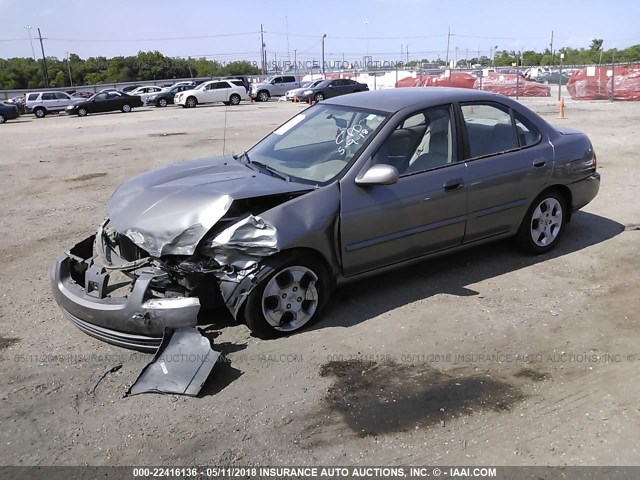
left=311, top=211, right=623, bottom=332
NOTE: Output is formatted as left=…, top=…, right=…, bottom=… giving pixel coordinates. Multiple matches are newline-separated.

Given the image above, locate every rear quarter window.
left=28, top=93, right=39, bottom=101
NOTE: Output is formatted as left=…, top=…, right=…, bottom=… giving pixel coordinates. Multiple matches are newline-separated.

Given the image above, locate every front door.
left=340, top=105, right=468, bottom=276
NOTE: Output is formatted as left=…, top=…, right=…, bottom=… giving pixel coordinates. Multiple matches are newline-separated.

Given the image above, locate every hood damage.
left=51, top=156, right=314, bottom=355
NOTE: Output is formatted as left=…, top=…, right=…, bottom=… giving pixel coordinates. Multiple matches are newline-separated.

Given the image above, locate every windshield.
left=247, top=104, right=387, bottom=185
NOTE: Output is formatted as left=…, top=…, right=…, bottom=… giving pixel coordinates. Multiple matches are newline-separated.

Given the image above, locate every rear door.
left=340, top=105, right=468, bottom=276
left=41, top=92, right=57, bottom=112
left=459, top=102, right=552, bottom=243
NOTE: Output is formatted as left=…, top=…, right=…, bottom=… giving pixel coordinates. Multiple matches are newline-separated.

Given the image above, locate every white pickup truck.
left=250, top=75, right=301, bottom=102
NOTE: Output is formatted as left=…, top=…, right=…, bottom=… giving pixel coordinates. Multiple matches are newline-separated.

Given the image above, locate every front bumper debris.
left=126, top=327, right=220, bottom=396
left=50, top=234, right=200, bottom=352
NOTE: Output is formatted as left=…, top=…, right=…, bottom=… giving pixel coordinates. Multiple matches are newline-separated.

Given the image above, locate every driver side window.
left=372, top=106, right=456, bottom=176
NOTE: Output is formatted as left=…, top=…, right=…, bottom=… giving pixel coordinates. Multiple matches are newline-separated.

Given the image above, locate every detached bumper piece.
left=126, top=327, right=220, bottom=397
left=50, top=235, right=201, bottom=352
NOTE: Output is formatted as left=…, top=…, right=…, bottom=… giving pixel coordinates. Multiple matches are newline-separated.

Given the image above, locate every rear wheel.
left=517, top=190, right=566, bottom=254
left=0, top=115, right=5, bottom=124
left=121, top=104, right=132, bottom=113
left=158, top=98, right=168, bottom=107
left=229, top=94, right=241, bottom=105
left=34, top=108, right=46, bottom=118
left=244, top=255, right=330, bottom=339
left=186, top=96, right=197, bottom=108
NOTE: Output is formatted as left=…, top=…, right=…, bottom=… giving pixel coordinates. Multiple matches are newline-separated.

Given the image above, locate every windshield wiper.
left=237, top=151, right=289, bottom=181
left=250, top=160, right=290, bottom=182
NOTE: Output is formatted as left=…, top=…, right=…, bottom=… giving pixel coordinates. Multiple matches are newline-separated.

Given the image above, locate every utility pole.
left=406, top=44, right=409, bottom=65
left=24, top=25, right=36, bottom=60
left=65, top=51, right=73, bottom=87
left=260, top=24, right=266, bottom=75
left=37, top=28, right=49, bottom=88
left=549, top=30, right=554, bottom=67
left=465, top=48, right=469, bottom=68
left=294, top=49, right=298, bottom=79
left=445, top=27, right=451, bottom=66
left=321, top=34, right=327, bottom=79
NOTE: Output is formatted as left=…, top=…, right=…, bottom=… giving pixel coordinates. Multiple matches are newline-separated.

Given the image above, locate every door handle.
left=443, top=178, right=464, bottom=191
left=533, top=159, right=547, bottom=168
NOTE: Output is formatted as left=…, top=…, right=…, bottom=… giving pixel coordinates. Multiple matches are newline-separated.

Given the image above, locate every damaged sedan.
left=51, top=88, right=600, bottom=350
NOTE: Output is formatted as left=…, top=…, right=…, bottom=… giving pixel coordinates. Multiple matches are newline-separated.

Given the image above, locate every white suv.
left=175, top=80, right=247, bottom=108
left=25, top=91, right=81, bottom=118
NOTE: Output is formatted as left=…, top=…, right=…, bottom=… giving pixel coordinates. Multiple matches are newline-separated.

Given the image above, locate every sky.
left=0, top=0, right=638, bottom=64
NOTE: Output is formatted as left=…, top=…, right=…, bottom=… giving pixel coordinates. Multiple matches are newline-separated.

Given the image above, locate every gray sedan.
left=51, top=88, right=600, bottom=350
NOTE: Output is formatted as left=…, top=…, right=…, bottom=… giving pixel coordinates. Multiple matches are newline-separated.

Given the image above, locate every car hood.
left=107, top=156, right=311, bottom=257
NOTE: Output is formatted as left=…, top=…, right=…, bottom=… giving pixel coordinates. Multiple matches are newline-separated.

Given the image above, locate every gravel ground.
left=0, top=95, right=638, bottom=466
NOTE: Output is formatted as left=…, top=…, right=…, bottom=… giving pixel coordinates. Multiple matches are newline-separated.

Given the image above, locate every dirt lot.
left=0, top=95, right=638, bottom=467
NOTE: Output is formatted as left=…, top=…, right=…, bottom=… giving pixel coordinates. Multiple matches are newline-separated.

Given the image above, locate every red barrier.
left=474, top=73, right=550, bottom=97
left=396, top=72, right=476, bottom=89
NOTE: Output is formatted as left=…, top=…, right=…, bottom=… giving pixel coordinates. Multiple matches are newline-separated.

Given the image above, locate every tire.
left=0, top=115, right=5, bottom=124
left=229, top=94, right=241, bottom=106
left=314, top=92, right=324, bottom=102
left=516, top=190, right=567, bottom=254
left=257, top=90, right=270, bottom=102
left=244, top=255, right=330, bottom=339
left=77, top=107, right=88, bottom=117
left=34, top=108, right=46, bottom=118
left=186, top=96, right=198, bottom=108
left=121, top=104, right=132, bottom=113
left=158, top=98, right=168, bottom=107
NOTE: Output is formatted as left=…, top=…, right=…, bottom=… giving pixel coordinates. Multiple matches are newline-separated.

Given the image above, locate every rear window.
left=282, top=76, right=296, bottom=83
left=230, top=80, right=244, bottom=87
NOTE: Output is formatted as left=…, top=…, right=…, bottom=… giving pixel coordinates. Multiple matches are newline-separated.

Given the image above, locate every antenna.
left=222, top=101, right=229, bottom=156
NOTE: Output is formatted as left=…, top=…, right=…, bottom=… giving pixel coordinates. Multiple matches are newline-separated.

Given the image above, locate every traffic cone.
left=558, top=97, right=566, bottom=119
left=308, top=96, right=312, bottom=105
left=294, top=96, right=299, bottom=103
left=249, top=95, right=254, bottom=103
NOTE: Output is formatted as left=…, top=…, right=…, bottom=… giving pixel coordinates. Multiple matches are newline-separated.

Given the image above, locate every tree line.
left=1, top=41, right=639, bottom=90
left=0, top=51, right=260, bottom=90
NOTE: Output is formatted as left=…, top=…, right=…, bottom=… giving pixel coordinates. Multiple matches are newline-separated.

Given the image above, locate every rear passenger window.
left=514, top=114, right=541, bottom=147
left=42, top=93, right=56, bottom=100
left=461, top=103, right=517, bottom=158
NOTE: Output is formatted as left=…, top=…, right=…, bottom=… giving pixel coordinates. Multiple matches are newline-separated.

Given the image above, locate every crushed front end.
left=50, top=221, right=204, bottom=351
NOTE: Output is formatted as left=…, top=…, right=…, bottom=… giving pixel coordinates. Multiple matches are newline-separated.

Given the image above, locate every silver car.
left=26, top=91, right=83, bottom=118
left=51, top=88, right=600, bottom=350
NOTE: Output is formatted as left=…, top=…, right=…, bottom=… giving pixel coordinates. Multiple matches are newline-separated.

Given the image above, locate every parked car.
left=65, top=91, right=143, bottom=116
left=285, top=80, right=322, bottom=101
left=250, top=75, right=300, bottom=102
left=51, top=88, right=600, bottom=350
left=128, top=86, right=166, bottom=104
left=146, top=84, right=194, bottom=107
left=0, top=102, right=20, bottom=123
left=536, top=72, right=571, bottom=85
left=71, top=91, right=95, bottom=99
left=296, top=78, right=369, bottom=102
left=7, top=96, right=26, bottom=114
left=25, top=91, right=83, bottom=118
left=175, top=80, right=247, bottom=108
left=122, top=85, right=142, bottom=93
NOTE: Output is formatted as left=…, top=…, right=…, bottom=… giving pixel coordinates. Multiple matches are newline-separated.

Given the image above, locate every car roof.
left=322, top=87, right=509, bottom=113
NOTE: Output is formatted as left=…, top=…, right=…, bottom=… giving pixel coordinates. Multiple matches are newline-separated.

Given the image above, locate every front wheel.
left=0, top=114, right=5, bottom=124
left=77, top=107, right=88, bottom=117
left=157, top=98, right=168, bottom=107
left=186, top=96, right=197, bottom=108
left=516, top=190, right=566, bottom=254
left=257, top=91, right=270, bottom=102
left=314, top=92, right=324, bottom=102
left=243, top=256, right=330, bottom=339
left=34, top=108, right=46, bottom=118
left=121, top=104, right=132, bottom=113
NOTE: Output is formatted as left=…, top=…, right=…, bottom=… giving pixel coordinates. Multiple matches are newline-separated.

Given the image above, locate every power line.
left=44, top=32, right=259, bottom=43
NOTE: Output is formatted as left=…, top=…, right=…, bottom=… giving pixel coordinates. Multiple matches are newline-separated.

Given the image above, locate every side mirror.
left=355, top=164, right=399, bottom=186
